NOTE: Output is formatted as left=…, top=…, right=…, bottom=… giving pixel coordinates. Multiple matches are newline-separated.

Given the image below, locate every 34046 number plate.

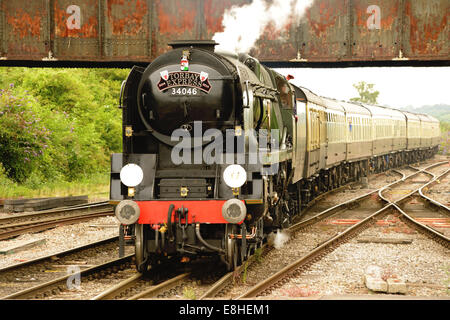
left=170, top=87, right=199, bottom=95
left=158, top=71, right=212, bottom=94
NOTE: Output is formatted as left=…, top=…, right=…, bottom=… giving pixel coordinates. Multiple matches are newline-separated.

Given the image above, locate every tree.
left=350, top=81, right=379, bottom=104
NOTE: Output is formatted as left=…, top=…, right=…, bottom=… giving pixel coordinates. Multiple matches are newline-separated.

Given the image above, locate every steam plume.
left=268, top=229, right=290, bottom=249
left=213, top=0, right=313, bottom=53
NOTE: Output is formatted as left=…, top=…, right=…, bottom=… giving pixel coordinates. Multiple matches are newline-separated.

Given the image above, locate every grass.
left=241, top=247, right=264, bottom=284
left=0, top=172, right=110, bottom=199
left=254, top=247, right=263, bottom=263
left=242, top=261, right=249, bottom=284
left=182, top=286, right=196, bottom=300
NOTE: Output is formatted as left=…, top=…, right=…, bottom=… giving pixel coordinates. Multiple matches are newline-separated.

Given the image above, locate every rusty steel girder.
left=0, top=0, right=448, bottom=66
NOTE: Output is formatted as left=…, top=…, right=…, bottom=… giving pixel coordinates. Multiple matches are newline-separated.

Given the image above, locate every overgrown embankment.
left=0, top=68, right=129, bottom=198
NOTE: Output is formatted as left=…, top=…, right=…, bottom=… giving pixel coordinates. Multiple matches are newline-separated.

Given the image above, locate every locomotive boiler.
left=110, top=40, right=440, bottom=272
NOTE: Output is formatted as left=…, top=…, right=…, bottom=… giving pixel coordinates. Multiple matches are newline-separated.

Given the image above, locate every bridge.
left=0, top=0, right=448, bottom=67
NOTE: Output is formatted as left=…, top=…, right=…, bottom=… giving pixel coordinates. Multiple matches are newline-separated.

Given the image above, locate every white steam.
left=268, top=229, right=290, bottom=249
left=213, top=0, right=313, bottom=53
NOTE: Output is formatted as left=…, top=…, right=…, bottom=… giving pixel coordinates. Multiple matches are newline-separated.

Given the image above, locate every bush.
left=439, top=121, right=449, bottom=155
left=0, top=67, right=129, bottom=192
left=0, top=85, right=50, bottom=182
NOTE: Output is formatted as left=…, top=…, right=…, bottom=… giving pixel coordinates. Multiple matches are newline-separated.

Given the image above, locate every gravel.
left=300, top=170, right=400, bottom=221
left=270, top=223, right=449, bottom=299
left=425, top=169, right=450, bottom=207
left=0, top=215, right=120, bottom=269
left=1, top=156, right=448, bottom=299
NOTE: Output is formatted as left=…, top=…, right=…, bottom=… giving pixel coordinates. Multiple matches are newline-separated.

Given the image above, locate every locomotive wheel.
left=225, top=224, right=240, bottom=271
left=135, top=223, right=148, bottom=273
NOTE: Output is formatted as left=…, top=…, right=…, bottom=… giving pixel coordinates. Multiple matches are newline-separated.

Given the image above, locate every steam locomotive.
left=110, top=40, right=440, bottom=272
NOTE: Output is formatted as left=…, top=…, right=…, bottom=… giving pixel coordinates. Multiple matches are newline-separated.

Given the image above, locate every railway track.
left=92, top=167, right=408, bottom=300
left=92, top=272, right=192, bottom=300
left=235, top=161, right=449, bottom=298
left=0, top=201, right=111, bottom=225
left=0, top=202, right=113, bottom=240
left=397, top=167, right=450, bottom=237
left=2, top=161, right=447, bottom=300
left=420, top=165, right=450, bottom=210
left=3, top=254, right=218, bottom=300
left=1, top=254, right=135, bottom=300
left=298, top=169, right=403, bottom=222
left=92, top=252, right=268, bottom=300
left=198, top=165, right=419, bottom=299
left=89, top=161, right=450, bottom=301
left=0, top=236, right=129, bottom=298
left=90, top=256, right=228, bottom=300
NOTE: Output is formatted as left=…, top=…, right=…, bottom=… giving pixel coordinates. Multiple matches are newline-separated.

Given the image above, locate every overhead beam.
left=0, top=0, right=448, bottom=67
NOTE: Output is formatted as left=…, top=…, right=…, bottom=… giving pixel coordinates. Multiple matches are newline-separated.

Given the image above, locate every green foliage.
left=182, top=286, right=197, bottom=300
left=439, top=122, right=449, bottom=155
left=399, top=104, right=450, bottom=124
left=0, top=169, right=110, bottom=199
left=254, top=247, right=263, bottom=263
left=440, top=122, right=450, bottom=132
left=242, top=261, right=249, bottom=284
left=0, top=86, right=50, bottom=182
left=350, top=81, right=380, bottom=104
left=0, top=67, right=129, bottom=195
left=398, top=105, right=450, bottom=155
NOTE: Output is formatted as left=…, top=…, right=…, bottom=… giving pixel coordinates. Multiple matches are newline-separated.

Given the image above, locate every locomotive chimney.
left=168, top=40, right=219, bottom=52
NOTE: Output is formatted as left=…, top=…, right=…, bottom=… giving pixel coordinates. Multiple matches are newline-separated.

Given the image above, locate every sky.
left=275, top=67, right=450, bottom=109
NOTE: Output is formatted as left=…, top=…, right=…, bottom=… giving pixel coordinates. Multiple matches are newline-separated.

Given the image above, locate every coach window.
left=360, top=118, right=363, bottom=140
left=334, top=114, right=338, bottom=142
left=362, top=118, right=365, bottom=140
left=380, top=119, right=382, bottom=138
left=333, top=114, right=336, bottom=141
left=363, top=118, right=366, bottom=139
left=377, top=119, right=381, bottom=138
left=360, top=118, right=363, bottom=141
left=356, top=117, right=362, bottom=141
left=363, top=118, right=367, bottom=139
left=382, top=119, right=384, bottom=138
left=326, top=113, right=332, bottom=141
left=320, top=111, right=326, bottom=145
left=379, top=119, right=382, bottom=138
left=366, top=118, right=368, bottom=139
left=367, top=118, right=370, bottom=139
left=357, top=118, right=360, bottom=141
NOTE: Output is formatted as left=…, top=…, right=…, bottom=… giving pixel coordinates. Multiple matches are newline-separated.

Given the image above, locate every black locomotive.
left=110, top=40, right=440, bottom=272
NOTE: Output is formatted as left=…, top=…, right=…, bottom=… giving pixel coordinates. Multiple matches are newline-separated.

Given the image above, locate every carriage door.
left=319, top=108, right=327, bottom=170
left=307, top=104, right=320, bottom=177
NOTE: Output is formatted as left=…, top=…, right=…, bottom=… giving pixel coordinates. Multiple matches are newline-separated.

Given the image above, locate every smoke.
left=213, top=0, right=313, bottom=53
left=268, top=229, right=290, bottom=249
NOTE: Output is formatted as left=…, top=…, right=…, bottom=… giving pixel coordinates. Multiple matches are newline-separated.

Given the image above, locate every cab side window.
left=275, top=74, right=293, bottom=110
